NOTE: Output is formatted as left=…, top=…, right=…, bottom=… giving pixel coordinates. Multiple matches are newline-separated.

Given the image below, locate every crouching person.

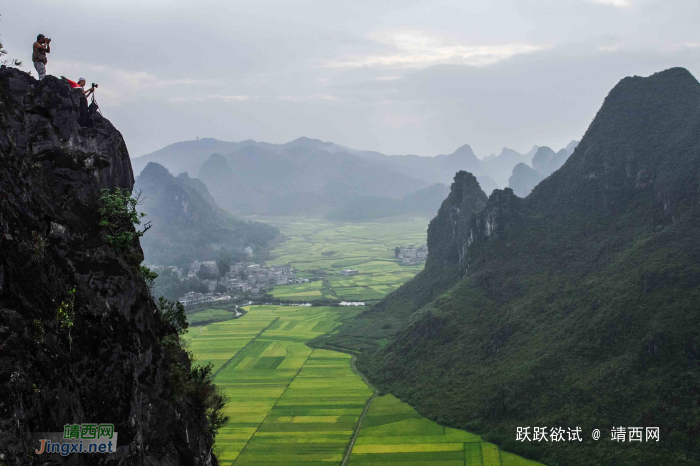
left=77, top=78, right=97, bottom=127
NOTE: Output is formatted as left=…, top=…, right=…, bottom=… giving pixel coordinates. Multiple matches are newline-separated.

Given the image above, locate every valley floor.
left=256, top=216, right=427, bottom=302
left=185, top=304, right=542, bottom=466
left=183, top=217, right=543, bottom=465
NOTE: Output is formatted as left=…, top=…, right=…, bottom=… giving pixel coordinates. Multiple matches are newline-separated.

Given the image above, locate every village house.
left=340, top=269, right=359, bottom=276
left=174, top=260, right=297, bottom=302
left=397, top=245, right=428, bottom=265
left=200, top=261, right=218, bottom=275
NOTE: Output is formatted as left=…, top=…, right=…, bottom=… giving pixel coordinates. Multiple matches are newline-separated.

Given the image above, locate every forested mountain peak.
left=532, top=67, right=700, bottom=220
left=328, top=68, right=700, bottom=466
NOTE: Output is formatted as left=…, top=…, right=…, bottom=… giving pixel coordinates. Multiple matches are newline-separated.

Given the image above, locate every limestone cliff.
left=0, top=67, right=218, bottom=465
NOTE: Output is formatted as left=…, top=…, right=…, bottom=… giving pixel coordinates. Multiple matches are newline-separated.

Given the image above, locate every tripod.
left=89, top=89, right=102, bottom=116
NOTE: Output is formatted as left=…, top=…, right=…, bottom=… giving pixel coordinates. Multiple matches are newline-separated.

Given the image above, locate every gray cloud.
left=3, top=0, right=698, bottom=158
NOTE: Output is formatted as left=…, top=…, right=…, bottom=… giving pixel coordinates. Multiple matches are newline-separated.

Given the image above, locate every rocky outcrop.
left=425, top=171, right=488, bottom=272
left=0, top=67, right=217, bottom=464
left=461, top=188, right=523, bottom=273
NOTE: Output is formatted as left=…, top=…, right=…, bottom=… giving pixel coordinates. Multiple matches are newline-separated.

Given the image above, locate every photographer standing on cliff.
left=32, top=34, right=51, bottom=80
left=77, top=78, right=96, bottom=98
left=77, top=78, right=97, bottom=127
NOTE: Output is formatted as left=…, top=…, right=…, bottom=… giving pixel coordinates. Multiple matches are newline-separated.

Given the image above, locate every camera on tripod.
left=92, top=83, right=99, bottom=89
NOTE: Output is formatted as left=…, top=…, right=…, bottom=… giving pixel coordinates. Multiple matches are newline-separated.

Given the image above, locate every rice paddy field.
left=184, top=303, right=544, bottom=466
left=257, top=217, right=429, bottom=302
left=187, top=307, right=241, bottom=326
left=184, top=304, right=370, bottom=464
left=181, top=218, right=543, bottom=465
left=351, top=394, right=542, bottom=466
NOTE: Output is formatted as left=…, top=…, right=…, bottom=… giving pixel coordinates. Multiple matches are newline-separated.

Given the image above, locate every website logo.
left=33, top=424, right=118, bottom=456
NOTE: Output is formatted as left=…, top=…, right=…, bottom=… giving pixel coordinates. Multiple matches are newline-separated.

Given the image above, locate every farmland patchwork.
left=263, top=218, right=428, bottom=302
left=185, top=304, right=544, bottom=465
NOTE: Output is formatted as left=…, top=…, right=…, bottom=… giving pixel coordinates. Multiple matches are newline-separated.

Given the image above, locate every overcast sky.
left=3, top=0, right=699, bottom=158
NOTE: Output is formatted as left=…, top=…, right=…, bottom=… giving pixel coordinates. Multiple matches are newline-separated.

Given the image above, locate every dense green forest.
left=324, top=68, right=700, bottom=466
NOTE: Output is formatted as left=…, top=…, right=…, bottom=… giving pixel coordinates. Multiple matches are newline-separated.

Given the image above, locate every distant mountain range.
left=131, top=136, right=577, bottom=218
left=135, top=162, right=279, bottom=265
left=507, top=141, right=580, bottom=197
left=195, top=143, right=426, bottom=215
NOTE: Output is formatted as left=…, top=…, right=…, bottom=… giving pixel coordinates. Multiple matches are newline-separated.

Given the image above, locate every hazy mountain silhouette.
left=507, top=140, right=579, bottom=197
left=476, top=175, right=499, bottom=195
left=131, top=138, right=245, bottom=176
left=135, top=162, right=278, bottom=264
left=482, top=147, right=530, bottom=187
left=132, top=137, right=568, bottom=214
left=193, top=141, right=427, bottom=215
left=508, top=163, right=543, bottom=198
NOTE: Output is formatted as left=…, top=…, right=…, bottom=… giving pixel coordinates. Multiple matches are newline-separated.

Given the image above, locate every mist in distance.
left=3, top=0, right=699, bottom=159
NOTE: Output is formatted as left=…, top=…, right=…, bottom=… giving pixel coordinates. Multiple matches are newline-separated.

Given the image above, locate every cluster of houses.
left=397, top=245, right=428, bottom=265
left=340, top=269, right=359, bottom=276
left=148, top=260, right=304, bottom=306
left=220, top=263, right=304, bottom=297
left=187, top=260, right=218, bottom=278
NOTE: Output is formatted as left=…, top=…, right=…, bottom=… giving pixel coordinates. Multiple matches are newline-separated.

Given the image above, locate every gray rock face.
left=463, top=188, right=523, bottom=273
left=0, top=68, right=134, bottom=192
left=426, top=171, right=488, bottom=272
left=0, top=67, right=216, bottom=465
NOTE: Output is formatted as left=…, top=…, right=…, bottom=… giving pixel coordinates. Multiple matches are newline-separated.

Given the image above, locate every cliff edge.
left=0, top=67, right=219, bottom=465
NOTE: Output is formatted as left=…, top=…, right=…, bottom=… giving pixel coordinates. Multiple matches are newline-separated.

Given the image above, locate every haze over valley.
left=131, top=136, right=578, bottom=221
left=2, top=2, right=699, bottom=466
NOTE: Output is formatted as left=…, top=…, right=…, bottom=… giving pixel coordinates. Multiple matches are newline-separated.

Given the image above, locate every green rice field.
left=351, top=394, right=542, bottom=466
left=184, top=304, right=544, bottom=465
left=184, top=304, right=370, bottom=464
left=181, top=218, right=543, bottom=465
left=187, top=307, right=242, bottom=326
left=258, top=217, right=428, bottom=302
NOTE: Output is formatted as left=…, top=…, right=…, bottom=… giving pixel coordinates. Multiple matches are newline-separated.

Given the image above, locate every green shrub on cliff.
left=98, top=188, right=151, bottom=252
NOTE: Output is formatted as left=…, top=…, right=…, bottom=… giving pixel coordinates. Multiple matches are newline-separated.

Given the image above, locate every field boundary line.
left=213, top=317, right=280, bottom=380
left=231, top=346, right=313, bottom=465
left=341, top=355, right=377, bottom=466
